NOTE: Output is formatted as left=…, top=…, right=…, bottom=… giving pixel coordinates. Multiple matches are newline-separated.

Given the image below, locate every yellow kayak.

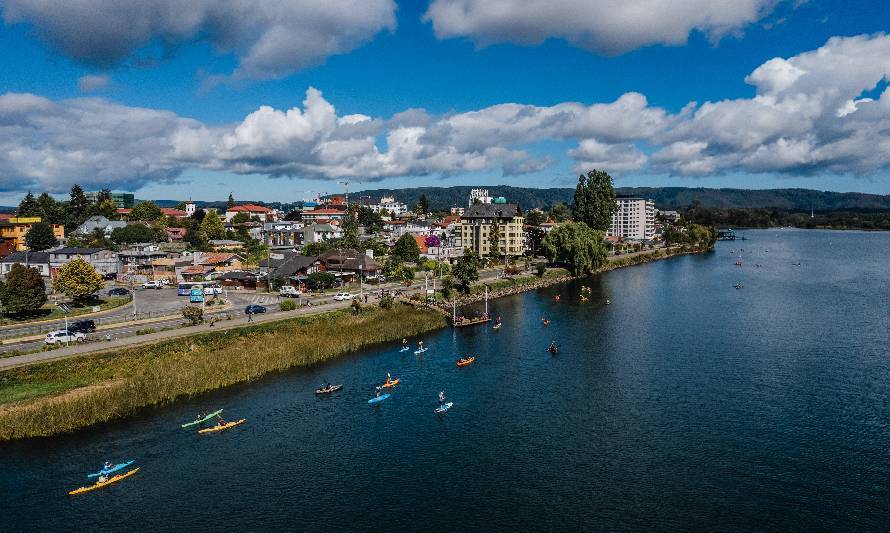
left=69, top=467, right=140, bottom=496
left=198, top=419, right=246, bottom=434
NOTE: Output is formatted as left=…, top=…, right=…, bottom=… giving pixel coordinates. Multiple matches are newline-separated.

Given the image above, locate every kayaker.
left=103, top=461, right=112, bottom=471
left=375, top=386, right=382, bottom=398
left=386, top=372, right=392, bottom=385
left=197, top=411, right=206, bottom=421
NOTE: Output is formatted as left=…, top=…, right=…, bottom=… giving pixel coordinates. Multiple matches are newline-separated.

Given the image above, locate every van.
left=279, top=286, right=300, bottom=298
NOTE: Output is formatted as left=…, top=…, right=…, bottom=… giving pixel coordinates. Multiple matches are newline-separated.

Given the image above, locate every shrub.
left=535, top=262, right=547, bottom=276
left=379, top=292, right=395, bottom=309
left=351, top=299, right=363, bottom=315
left=181, top=306, right=203, bottom=325
left=280, top=299, right=297, bottom=312
left=135, top=328, right=157, bottom=336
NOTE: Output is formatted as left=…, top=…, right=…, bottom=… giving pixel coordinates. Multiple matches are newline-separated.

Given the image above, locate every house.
left=117, top=247, right=171, bottom=280
left=316, top=249, right=381, bottom=279
left=74, top=216, right=127, bottom=237
left=149, top=257, right=177, bottom=283
left=225, top=204, right=273, bottom=223
left=260, top=252, right=320, bottom=283
left=194, top=252, right=246, bottom=273
left=301, top=223, right=342, bottom=245
left=460, top=203, right=525, bottom=257
left=209, top=239, right=244, bottom=251
left=48, top=247, right=118, bottom=276
left=214, top=270, right=258, bottom=290
left=160, top=208, right=188, bottom=219
left=0, top=217, right=65, bottom=251
left=0, top=237, right=16, bottom=258
left=0, top=251, right=51, bottom=277
left=165, top=227, right=187, bottom=241
left=369, top=196, right=408, bottom=216
left=301, top=208, right=347, bottom=224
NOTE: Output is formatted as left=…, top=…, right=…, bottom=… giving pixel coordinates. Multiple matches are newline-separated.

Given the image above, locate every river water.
left=3, top=229, right=890, bottom=530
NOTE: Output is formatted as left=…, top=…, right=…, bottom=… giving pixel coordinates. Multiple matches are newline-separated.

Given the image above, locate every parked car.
left=142, top=280, right=163, bottom=289
left=44, top=330, right=86, bottom=345
left=245, top=304, right=267, bottom=315
left=279, top=286, right=301, bottom=298
left=108, top=287, right=130, bottom=296
left=67, top=319, right=96, bottom=333
left=333, top=292, right=354, bottom=301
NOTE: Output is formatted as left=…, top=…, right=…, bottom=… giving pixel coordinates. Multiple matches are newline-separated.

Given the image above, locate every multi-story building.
left=262, top=221, right=305, bottom=249
left=224, top=204, right=273, bottom=223
left=460, top=203, right=525, bottom=257
left=86, top=192, right=135, bottom=208
left=369, top=196, right=408, bottom=216
left=607, top=197, right=656, bottom=241
left=0, top=217, right=66, bottom=251
left=48, top=247, right=118, bottom=276
left=468, top=188, right=493, bottom=207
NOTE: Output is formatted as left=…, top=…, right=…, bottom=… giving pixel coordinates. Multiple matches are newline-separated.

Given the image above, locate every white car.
left=44, top=330, right=86, bottom=345
left=333, top=292, right=354, bottom=301
left=142, top=280, right=163, bottom=289
left=279, top=286, right=301, bottom=298
left=203, top=286, right=223, bottom=296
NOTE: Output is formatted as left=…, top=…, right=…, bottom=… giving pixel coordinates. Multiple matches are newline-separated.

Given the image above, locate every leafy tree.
left=526, top=209, right=547, bottom=226
left=540, top=221, right=607, bottom=275
left=357, top=205, right=384, bottom=233
left=488, top=223, right=501, bottom=258
left=37, top=193, right=64, bottom=224
left=231, top=212, right=250, bottom=224
left=130, top=201, right=163, bottom=221
left=392, top=233, right=420, bottom=263
left=535, top=262, right=547, bottom=276
left=415, top=194, right=430, bottom=215
left=227, top=193, right=235, bottom=209
left=182, top=305, right=204, bottom=325
left=283, top=210, right=302, bottom=221
left=303, top=240, right=334, bottom=257
left=361, top=238, right=389, bottom=258
left=111, top=224, right=162, bottom=244
left=548, top=202, right=571, bottom=222
left=401, top=265, right=415, bottom=286
left=54, top=257, right=104, bottom=301
left=379, top=292, right=395, bottom=309
left=351, top=298, right=363, bottom=314
left=67, top=184, right=92, bottom=229
left=200, top=212, right=225, bottom=240
left=25, top=221, right=58, bottom=251
left=96, top=198, right=118, bottom=219
left=17, top=192, right=40, bottom=217
left=441, top=275, right=455, bottom=298
left=306, top=272, right=337, bottom=290
left=572, top=170, right=618, bottom=232
left=452, top=250, right=481, bottom=293
left=424, top=234, right=441, bottom=248
left=95, top=189, right=112, bottom=203
left=191, top=208, right=206, bottom=222
left=1, top=264, right=47, bottom=314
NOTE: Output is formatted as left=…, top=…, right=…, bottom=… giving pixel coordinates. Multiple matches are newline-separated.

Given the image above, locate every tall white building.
left=608, top=197, right=656, bottom=241
left=370, top=196, right=408, bottom=216
left=468, top=188, right=493, bottom=207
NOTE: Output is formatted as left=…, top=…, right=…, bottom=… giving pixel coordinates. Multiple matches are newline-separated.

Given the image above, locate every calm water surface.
left=3, top=229, right=890, bottom=530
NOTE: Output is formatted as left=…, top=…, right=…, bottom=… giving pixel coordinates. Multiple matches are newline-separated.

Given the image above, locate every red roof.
left=0, top=213, right=13, bottom=221
left=305, top=208, right=345, bottom=215
left=414, top=235, right=429, bottom=254
left=442, top=215, right=461, bottom=225
left=116, top=208, right=132, bottom=215
left=227, top=204, right=271, bottom=213
left=161, top=208, right=187, bottom=217
left=198, top=252, right=240, bottom=265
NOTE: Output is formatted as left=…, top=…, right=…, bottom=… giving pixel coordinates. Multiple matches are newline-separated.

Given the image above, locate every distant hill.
left=346, top=186, right=890, bottom=212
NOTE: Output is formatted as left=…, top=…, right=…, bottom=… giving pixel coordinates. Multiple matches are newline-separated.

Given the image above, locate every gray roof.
left=269, top=254, right=318, bottom=278
left=1, top=251, right=50, bottom=264
left=463, top=203, right=521, bottom=219
left=50, top=247, right=107, bottom=255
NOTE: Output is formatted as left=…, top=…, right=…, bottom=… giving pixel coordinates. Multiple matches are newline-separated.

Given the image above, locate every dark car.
left=245, top=304, right=267, bottom=315
left=108, top=287, right=130, bottom=296
left=67, top=319, right=96, bottom=333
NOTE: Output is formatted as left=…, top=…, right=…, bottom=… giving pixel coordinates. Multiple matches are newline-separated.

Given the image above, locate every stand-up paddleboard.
left=414, top=347, right=428, bottom=355
left=434, top=402, right=453, bottom=415
left=181, top=409, right=223, bottom=428
left=399, top=346, right=410, bottom=352
left=87, top=460, right=135, bottom=479
left=368, top=394, right=391, bottom=405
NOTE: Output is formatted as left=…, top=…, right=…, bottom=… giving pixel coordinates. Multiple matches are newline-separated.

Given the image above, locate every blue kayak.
left=87, top=460, right=135, bottom=479
left=368, top=394, right=391, bottom=405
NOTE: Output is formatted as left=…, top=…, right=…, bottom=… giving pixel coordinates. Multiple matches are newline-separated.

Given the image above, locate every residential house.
left=48, top=247, right=118, bottom=276
left=117, top=246, right=171, bottom=280
left=225, top=204, right=273, bottom=223
left=194, top=252, right=246, bottom=274
left=316, top=249, right=381, bottom=280
left=301, top=208, right=346, bottom=225
left=160, top=208, right=189, bottom=219
left=260, top=252, right=320, bottom=285
left=0, top=217, right=65, bottom=251
left=209, top=239, right=244, bottom=251
left=301, top=223, right=342, bottom=245
left=460, top=203, right=525, bottom=257
left=74, top=216, right=127, bottom=237
left=0, top=251, right=51, bottom=277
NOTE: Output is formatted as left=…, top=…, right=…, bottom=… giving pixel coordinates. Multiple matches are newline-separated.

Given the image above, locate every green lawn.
left=0, top=297, right=130, bottom=326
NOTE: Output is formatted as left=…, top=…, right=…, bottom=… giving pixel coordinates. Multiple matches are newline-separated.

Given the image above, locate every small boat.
left=381, top=378, right=400, bottom=388
left=734, top=283, right=743, bottom=290
left=181, top=409, right=223, bottom=428
left=434, top=402, right=453, bottom=415
left=87, top=460, right=135, bottom=479
left=368, top=393, right=391, bottom=405
left=492, top=323, right=501, bottom=330
left=542, top=319, right=551, bottom=326
left=198, top=419, right=246, bottom=434
left=315, top=384, right=343, bottom=395
left=548, top=343, right=558, bottom=355
left=414, top=347, right=428, bottom=355
left=69, top=468, right=140, bottom=496
left=456, top=357, right=475, bottom=367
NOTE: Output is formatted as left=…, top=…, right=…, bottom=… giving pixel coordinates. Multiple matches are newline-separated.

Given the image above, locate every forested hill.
left=349, top=186, right=890, bottom=212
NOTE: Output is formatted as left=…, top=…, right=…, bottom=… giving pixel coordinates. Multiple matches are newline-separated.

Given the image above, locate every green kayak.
left=181, top=409, right=223, bottom=428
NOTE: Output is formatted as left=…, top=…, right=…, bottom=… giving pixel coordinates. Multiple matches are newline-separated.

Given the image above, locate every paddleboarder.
left=438, top=390, right=445, bottom=408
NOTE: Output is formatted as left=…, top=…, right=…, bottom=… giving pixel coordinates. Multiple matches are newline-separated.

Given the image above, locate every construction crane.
left=338, top=179, right=350, bottom=206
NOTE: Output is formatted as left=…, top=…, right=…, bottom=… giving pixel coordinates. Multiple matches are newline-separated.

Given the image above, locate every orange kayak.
left=456, top=357, right=475, bottom=367
left=381, top=379, right=400, bottom=388
left=69, top=468, right=140, bottom=496
left=198, top=419, right=246, bottom=434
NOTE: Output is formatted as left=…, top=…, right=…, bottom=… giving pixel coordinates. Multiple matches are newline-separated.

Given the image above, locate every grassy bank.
left=0, top=304, right=446, bottom=440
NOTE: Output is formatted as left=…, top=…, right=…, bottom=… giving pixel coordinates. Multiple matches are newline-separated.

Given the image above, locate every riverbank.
left=0, top=304, right=446, bottom=441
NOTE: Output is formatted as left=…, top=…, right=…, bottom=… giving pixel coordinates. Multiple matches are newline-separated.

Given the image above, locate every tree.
left=303, top=240, right=334, bottom=257
left=25, top=221, right=58, bottom=251
left=356, top=205, right=384, bottom=233
left=401, top=265, right=415, bottom=287
left=227, top=193, right=235, bottom=209
left=392, top=233, right=420, bottom=263
left=526, top=209, right=547, bottom=226
left=231, top=212, right=250, bottom=224
left=488, top=223, right=501, bottom=258
left=572, top=170, right=617, bottom=232
left=182, top=305, right=203, bottom=325
left=17, top=192, right=40, bottom=217
left=130, top=201, right=163, bottom=221
left=452, top=250, right=480, bottom=293
left=280, top=299, right=297, bottom=312
left=37, top=193, right=64, bottom=224
left=424, top=234, right=441, bottom=248
left=540, top=221, right=607, bottom=275
left=441, top=275, right=455, bottom=298
left=283, top=210, right=302, bottom=221
left=306, top=272, right=337, bottom=290
left=191, top=208, right=206, bottom=222
left=200, top=212, right=225, bottom=240
left=379, top=292, right=395, bottom=309
left=96, top=199, right=118, bottom=219
left=415, top=194, right=430, bottom=215
left=95, top=189, right=112, bottom=203
left=54, top=257, right=104, bottom=301
left=68, top=184, right=92, bottom=229
left=549, top=202, right=571, bottom=222
left=111, top=224, right=161, bottom=244
left=1, top=264, right=46, bottom=314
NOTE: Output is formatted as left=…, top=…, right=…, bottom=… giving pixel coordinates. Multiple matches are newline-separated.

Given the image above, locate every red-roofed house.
left=414, top=235, right=429, bottom=255
left=225, top=204, right=273, bottom=222
left=116, top=208, right=132, bottom=217
left=161, top=208, right=188, bottom=219
left=166, top=227, right=187, bottom=240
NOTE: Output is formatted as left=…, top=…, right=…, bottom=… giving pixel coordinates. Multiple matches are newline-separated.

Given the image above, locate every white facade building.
left=370, top=196, right=408, bottom=216
left=468, top=188, right=493, bottom=207
left=607, top=197, right=656, bottom=241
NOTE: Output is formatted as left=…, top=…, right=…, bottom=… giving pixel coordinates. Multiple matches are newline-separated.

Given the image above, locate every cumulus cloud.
left=1, top=0, right=396, bottom=80
left=3, top=33, right=890, bottom=193
left=424, top=0, right=776, bottom=55
left=77, top=75, right=110, bottom=93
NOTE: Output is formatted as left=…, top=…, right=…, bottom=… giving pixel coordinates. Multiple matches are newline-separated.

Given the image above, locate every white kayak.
left=434, top=402, right=453, bottom=414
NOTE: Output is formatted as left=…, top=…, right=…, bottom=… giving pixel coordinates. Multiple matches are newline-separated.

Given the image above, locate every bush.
left=379, top=292, right=395, bottom=309
left=181, top=306, right=203, bottom=325
left=351, top=299, right=363, bottom=315
left=535, top=262, right=547, bottom=277
left=135, top=328, right=157, bottom=336
left=280, top=299, right=297, bottom=312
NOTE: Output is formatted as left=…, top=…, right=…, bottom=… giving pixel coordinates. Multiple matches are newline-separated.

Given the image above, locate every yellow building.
left=0, top=217, right=66, bottom=251
left=460, top=203, right=525, bottom=257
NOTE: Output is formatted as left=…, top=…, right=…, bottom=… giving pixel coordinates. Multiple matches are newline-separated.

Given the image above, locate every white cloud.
left=2, top=0, right=396, bottom=80
left=3, top=34, right=890, bottom=193
left=77, top=75, right=110, bottom=93
left=424, top=0, right=776, bottom=54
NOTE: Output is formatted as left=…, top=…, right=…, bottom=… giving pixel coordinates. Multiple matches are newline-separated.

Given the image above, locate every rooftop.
left=463, top=203, right=521, bottom=219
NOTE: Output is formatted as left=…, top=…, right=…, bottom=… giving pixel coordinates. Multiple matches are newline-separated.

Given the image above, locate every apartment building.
left=460, top=203, right=525, bottom=257
left=607, top=196, right=656, bottom=241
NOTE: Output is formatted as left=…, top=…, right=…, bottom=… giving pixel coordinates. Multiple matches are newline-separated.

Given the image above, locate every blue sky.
left=0, top=0, right=889, bottom=204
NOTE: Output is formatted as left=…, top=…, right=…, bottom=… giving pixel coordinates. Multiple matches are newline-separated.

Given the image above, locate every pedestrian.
left=248, top=312, right=253, bottom=322
left=209, top=317, right=215, bottom=327
left=364, top=294, right=368, bottom=304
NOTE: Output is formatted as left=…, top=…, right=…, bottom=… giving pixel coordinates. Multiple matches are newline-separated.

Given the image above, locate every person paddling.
left=438, top=390, right=445, bottom=407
